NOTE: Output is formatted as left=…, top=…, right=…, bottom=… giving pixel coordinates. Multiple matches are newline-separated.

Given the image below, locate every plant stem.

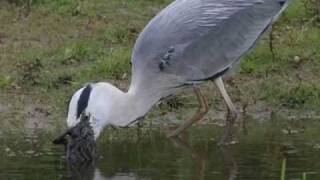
left=281, top=158, right=287, bottom=180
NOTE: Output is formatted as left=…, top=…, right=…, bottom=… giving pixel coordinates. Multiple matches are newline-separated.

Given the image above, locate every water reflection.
left=68, top=161, right=95, bottom=180
left=1, top=121, right=320, bottom=179
left=69, top=132, right=240, bottom=180
left=170, top=136, right=208, bottom=180
left=220, top=146, right=237, bottom=180
left=170, top=135, right=238, bottom=180
left=68, top=161, right=142, bottom=180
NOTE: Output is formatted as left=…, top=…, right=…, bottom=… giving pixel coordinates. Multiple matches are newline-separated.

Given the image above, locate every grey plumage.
left=130, top=0, right=289, bottom=99
left=54, top=0, right=292, bottom=153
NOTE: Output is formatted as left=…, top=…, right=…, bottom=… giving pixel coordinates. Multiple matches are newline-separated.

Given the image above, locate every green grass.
left=239, top=0, right=320, bottom=111
left=0, top=0, right=319, bottom=129
left=0, top=74, right=12, bottom=88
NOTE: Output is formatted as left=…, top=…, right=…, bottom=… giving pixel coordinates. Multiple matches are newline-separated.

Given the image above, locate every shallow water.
left=1, top=119, right=320, bottom=180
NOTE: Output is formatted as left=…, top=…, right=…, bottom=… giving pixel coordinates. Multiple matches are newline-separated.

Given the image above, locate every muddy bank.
left=1, top=79, right=320, bottom=133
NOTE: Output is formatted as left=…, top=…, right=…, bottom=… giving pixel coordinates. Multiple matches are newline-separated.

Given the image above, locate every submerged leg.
left=213, top=77, right=238, bottom=145
left=167, top=86, right=209, bottom=137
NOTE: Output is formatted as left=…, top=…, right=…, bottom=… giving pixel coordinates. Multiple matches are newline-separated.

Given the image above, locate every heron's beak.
left=53, top=114, right=96, bottom=164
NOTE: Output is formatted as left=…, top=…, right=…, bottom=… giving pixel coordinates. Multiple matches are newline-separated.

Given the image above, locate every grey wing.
left=131, top=0, right=289, bottom=89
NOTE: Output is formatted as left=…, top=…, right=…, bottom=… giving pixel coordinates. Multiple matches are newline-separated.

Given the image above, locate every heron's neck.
left=108, top=84, right=160, bottom=127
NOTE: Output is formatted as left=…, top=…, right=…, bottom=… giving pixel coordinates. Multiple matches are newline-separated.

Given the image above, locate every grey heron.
left=53, top=0, right=291, bottom=161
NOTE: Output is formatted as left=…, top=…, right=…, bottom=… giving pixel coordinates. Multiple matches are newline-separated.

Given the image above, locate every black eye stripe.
left=76, top=84, right=92, bottom=118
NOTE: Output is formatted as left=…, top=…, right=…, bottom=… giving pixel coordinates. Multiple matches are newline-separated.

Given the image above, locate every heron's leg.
left=167, top=86, right=209, bottom=137
left=213, top=77, right=238, bottom=144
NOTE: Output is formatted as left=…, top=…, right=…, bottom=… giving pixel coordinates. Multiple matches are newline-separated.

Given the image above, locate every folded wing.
left=130, top=0, right=289, bottom=95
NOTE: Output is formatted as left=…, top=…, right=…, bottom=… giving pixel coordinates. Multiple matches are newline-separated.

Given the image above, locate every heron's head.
left=53, top=114, right=97, bottom=164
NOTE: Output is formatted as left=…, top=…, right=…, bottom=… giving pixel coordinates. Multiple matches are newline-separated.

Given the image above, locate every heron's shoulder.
left=132, top=0, right=265, bottom=56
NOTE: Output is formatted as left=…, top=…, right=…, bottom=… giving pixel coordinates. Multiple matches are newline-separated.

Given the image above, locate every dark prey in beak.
left=53, top=114, right=96, bottom=164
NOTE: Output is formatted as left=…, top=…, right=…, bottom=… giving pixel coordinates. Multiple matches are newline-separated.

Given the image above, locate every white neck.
left=82, top=74, right=180, bottom=138
left=109, top=89, right=158, bottom=127
left=109, top=73, right=182, bottom=127
left=67, top=80, right=168, bottom=139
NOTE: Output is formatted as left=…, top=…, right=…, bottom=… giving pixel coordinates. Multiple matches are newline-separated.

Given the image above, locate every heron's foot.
left=227, top=110, right=239, bottom=121
left=241, top=114, right=248, bottom=135
left=218, top=110, right=239, bottom=146
left=230, top=109, right=248, bottom=135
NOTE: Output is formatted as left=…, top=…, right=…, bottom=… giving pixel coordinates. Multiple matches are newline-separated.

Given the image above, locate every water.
left=0, top=119, right=320, bottom=180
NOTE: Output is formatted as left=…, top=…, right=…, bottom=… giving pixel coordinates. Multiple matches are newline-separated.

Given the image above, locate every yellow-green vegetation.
left=240, top=0, right=320, bottom=111
left=0, top=0, right=319, bottom=130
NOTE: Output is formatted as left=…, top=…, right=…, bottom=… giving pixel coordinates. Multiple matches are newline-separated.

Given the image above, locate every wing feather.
left=130, top=0, right=288, bottom=96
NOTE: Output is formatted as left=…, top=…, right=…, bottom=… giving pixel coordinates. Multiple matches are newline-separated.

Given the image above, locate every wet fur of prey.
left=53, top=114, right=97, bottom=164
